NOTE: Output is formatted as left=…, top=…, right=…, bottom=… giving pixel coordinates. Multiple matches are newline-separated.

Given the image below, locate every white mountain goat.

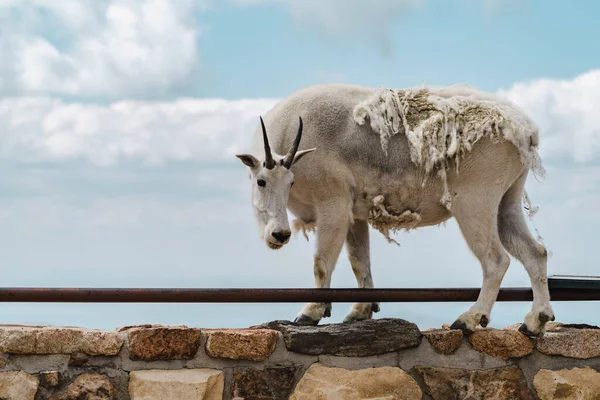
left=235, top=83, right=554, bottom=336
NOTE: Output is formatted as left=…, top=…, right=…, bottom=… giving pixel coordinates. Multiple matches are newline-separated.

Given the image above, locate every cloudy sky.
left=0, top=0, right=599, bottom=330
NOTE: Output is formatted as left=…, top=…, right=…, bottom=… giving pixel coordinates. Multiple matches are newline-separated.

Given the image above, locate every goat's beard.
left=266, top=241, right=283, bottom=250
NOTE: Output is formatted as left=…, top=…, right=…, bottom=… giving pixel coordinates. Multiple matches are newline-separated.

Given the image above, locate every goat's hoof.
left=323, top=304, right=332, bottom=318
left=372, top=303, right=380, bottom=313
left=450, top=320, right=473, bottom=335
left=480, top=315, right=489, bottom=328
left=521, top=308, right=554, bottom=337
left=294, top=314, right=319, bottom=326
left=518, top=323, right=540, bottom=337
left=539, top=312, right=555, bottom=323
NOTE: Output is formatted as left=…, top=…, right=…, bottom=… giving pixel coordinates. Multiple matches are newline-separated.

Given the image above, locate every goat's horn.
left=260, top=116, right=275, bottom=169
left=283, top=116, right=303, bottom=169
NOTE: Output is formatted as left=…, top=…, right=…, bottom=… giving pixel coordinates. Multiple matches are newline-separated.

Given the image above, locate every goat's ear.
left=292, top=148, right=316, bottom=165
left=236, top=154, right=259, bottom=168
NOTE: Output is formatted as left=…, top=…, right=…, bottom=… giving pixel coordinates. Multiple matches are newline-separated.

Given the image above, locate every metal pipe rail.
left=0, top=287, right=598, bottom=303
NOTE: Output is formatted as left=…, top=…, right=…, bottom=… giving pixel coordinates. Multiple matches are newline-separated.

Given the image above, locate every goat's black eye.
left=257, top=179, right=266, bottom=187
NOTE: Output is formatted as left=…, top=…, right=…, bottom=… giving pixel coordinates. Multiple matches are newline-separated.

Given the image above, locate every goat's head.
left=236, top=116, right=315, bottom=250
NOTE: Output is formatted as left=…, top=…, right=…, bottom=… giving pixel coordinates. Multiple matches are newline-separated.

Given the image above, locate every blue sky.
left=0, top=0, right=599, bottom=330
left=200, top=0, right=600, bottom=99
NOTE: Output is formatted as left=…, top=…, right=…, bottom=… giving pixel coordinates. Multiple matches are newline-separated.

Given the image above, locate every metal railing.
left=0, top=286, right=598, bottom=303
left=0, top=275, right=597, bottom=303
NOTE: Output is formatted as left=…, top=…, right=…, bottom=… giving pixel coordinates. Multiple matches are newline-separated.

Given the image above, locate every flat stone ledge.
left=253, top=318, right=421, bottom=357
left=468, top=329, right=533, bottom=360
left=0, top=325, right=124, bottom=356
left=290, top=363, right=422, bottom=400
left=417, top=366, right=535, bottom=400
left=0, top=370, right=39, bottom=400
left=205, top=329, right=278, bottom=361
left=422, top=328, right=463, bottom=355
left=534, top=367, right=600, bottom=400
left=129, top=369, right=224, bottom=400
left=123, top=325, right=202, bottom=361
left=536, top=324, right=600, bottom=359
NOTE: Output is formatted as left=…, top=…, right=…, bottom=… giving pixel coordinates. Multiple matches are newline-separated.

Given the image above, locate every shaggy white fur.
left=353, top=84, right=546, bottom=210
left=367, top=195, right=422, bottom=245
left=292, top=218, right=316, bottom=241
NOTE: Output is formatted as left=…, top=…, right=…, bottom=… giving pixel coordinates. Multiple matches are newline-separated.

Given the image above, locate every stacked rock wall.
left=0, top=319, right=599, bottom=399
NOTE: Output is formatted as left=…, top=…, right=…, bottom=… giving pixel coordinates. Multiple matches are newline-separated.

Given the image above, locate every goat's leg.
left=294, top=202, right=351, bottom=325
left=450, top=199, right=511, bottom=333
left=498, top=176, right=554, bottom=336
left=343, top=219, right=380, bottom=323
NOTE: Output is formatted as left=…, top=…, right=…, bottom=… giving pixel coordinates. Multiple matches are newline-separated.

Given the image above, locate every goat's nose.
left=272, top=231, right=291, bottom=243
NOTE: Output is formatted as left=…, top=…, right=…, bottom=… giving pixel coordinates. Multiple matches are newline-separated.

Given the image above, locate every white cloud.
left=0, top=0, right=205, bottom=98
left=498, top=69, right=600, bottom=164
left=233, top=0, right=423, bottom=43
left=0, top=96, right=277, bottom=165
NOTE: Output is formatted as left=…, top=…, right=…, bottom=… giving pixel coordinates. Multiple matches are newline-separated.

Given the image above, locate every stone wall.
left=1, top=319, right=599, bottom=399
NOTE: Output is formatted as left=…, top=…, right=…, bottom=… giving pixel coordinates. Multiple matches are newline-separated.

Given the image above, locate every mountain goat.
left=235, top=83, right=554, bottom=336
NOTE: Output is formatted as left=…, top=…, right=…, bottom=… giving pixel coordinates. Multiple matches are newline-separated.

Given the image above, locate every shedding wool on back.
left=353, top=84, right=546, bottom=242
